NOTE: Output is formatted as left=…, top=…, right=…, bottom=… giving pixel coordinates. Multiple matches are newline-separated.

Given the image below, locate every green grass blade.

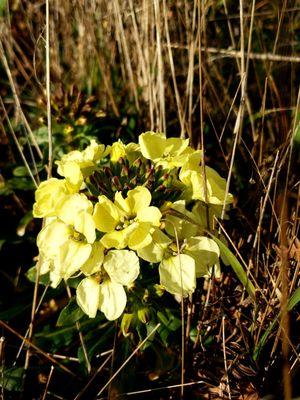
left=253, top=287, right=300, bottom=360
left=288, top=287, right=300, bottom=311
left=212, top=235, right=256, bottom=299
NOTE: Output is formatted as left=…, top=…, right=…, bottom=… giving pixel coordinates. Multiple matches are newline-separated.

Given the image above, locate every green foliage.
left=0, top=367, right=24, bottom=392
left=212, top=235, right=256, bottom=299
left=56, top=298, right=85, bottom=326
left=26, top=266, right=50, bottom=286
left=253, top=287, right=300, bottom=361
left=288, top=287, right=300, bottom=311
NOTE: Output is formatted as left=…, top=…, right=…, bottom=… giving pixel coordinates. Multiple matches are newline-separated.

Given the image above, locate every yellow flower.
left=37, top=219, right=93, bottom=287
left=56, top=140, right=110, bottom=191
left=56, top=193, right=96, bottom=244
left=159, top=254, right=196, bottom=297
left=179, top=151, right=233, bottom=205
left=36, top=194, right=96, bottom=286
left=33, top=178, right=71, bottom=218
left=139, top=131, right=193, bottom=169
left=184, top=236, right=221, bottom=278
left=93, top=186, right=162, bottom=250
left=110, top=140, right=126, bottom=163
left=192, top=201, right=228, bottom=230
left=137, top=228, right=172, bottom=263
left=80, top=241, right=105, bottom=276
left=164, top=200, right=203, bottom=240
left=76, top=249, right=140, bottom=319
left=157, top=235, right=220, bottom=297
left=110, top=140, right=141, bottom=164
left=124, top=142, right=141, bottom=164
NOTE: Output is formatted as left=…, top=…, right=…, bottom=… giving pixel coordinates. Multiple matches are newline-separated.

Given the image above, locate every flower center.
left=71, top=230, right=85, bottom=242
left=115, top=218, right=136, bottom=231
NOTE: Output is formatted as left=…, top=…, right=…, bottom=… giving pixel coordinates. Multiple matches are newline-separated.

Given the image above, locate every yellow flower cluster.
left=33, top=132, right=233, bottom=320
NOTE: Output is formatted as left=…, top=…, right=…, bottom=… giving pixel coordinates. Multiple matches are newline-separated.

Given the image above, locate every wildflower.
left=110, top=140, right=126, bottom=163
left=158, top=235, right=220, bottom=296
left=56, top=193, right=96, bottom=244
left=56, top=140, right=110, bottom=191
left=184, top=236, right=221, bottom=278
left=159, top=254, right=196, bottom=297
left=36, top=219, right=93, bottom=287
left=93, top=186, right=162, bottom=250
left=110, top=140, right=141, bottom=164
left=179, top=151, right=233, bottom=205
left=137, top=228, right=172, bottom=263
left=76, top=250, right=140, bottom=319
left=33, top=178, right=71, bottom=218
left=33, top=132, right=234, bottom=323
left=36, top=194, right=96, bottom=286
left=139, top=131, right=193, bottom=169
left=164, top=200, right=203, bottom=240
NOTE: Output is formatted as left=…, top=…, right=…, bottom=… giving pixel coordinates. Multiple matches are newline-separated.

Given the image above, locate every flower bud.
left=121, top=313, right=135, bottom=337
left=120, top=166, right=129, bottom=177
left=137, top=308, right=150, bottom=324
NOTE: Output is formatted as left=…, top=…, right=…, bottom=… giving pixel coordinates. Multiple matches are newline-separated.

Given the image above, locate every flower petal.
left=98, top=280, right=127, bottom=320
left=57, top=194, right=93, bottom=226
left=164, top=200, right=200, bottom=240
left=37, top=220, right=70, bottom=258
left=101, top=224, right=135, bottom=249
left=82, top=140, right=108, bottom=162
left=59, top=161, right=83, bottom=191
left=127, top=222, right=152, bottom=250
left=104, top=249, right=140, bottom=286
left=126, top=186, right=151, bottom=215
left=33, top=178, right=68, bottom=218
left=114, top=191, right=131, bottom=215
left=185, top=236, right=220, bottom=277
left=137, top=228, right=171, bottom=263
left=74, top=211, right=96, bottom=243
left=125, top=142, right=141, bottom=164
left=139, top=131, right=166, bottom=160
left=159, top=254, right=196, bottom=297
left=81, top=241, right=105, bottom=275
left=93, top=196, right=121, bottom=232
left=57, top=240, right=92, bottom=279
left=76, top=277, right=100, bottom=318
left=136, top=206, right=161, bottom=226
left=110, top=140, right=126, bottom=163
left=206, top=166, right=233, bottom=205
left=164, top=137, right=189, bottom=156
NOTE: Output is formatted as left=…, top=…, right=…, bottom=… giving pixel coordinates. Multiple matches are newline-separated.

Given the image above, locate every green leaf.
left=57, top=298, right=85, bottom=326
left=288, top=287, right=300, bottom=311
left=0, top=367, right=24, bottom=392
left=157, top=309, right=181, bottom=346
left=157, top=310, right=181, bottom=331
left=26, top=266, right=50, bottom=286
left=253, top=287, right=300, bottom=361
left=211, top=235, right=256, bottom=299
left=13, top=166, right=31, bottom=177
left=4, top=177, right=35, bottom=192
left=189, top=327, right=198, bottom=343
left=0, top=0, right=6, bottom=18
left=253, top=318, right=277, bottom=361
left=34, top=324, right=77, bottom=353
left=293, top=121, right=300, bottom=146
